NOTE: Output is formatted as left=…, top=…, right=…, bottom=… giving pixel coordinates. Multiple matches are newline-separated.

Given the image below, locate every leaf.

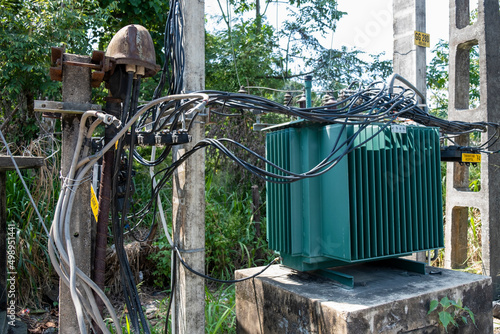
left=440, top=296, right=451, bottom=309
left=125, top=314, right=131, bottom=334
left=438, top=311, right=453, bottom=332
left=428, top=300, right=439, bottom=314
left=464, top=306, right=476, bottom=325
left=212, top=304, right=235, bottom=333
left=461, top=316, right=468, bottom=324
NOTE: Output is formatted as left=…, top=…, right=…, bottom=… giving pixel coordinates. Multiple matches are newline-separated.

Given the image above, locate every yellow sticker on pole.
left=90, top=185, right=99, bottom=222
left=462, top=153, right=481, bottom=163
left=414, top=31, right=430, bottom=48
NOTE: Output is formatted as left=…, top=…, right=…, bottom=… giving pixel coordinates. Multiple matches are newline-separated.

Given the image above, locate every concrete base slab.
left=236, top=263, right=492, bottom=333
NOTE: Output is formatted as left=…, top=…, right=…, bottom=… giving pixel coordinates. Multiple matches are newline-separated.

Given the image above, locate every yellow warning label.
left=462, top=153, right=481, bottom=163
left=90, top=185, right=99, bottom=222
left=414, top=31, right=430, bottom=48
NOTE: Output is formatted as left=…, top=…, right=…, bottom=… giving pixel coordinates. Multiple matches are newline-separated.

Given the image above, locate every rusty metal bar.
left=63, top=61, right=102, bottom=70
left=92, top=99, right=120, bottom=333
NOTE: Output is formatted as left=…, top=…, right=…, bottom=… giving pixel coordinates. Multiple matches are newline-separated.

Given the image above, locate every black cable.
left=164, top=252, right=176, bottom=334
left=153, top=0, right=184, bottom=98
left=111, top=75, right=152, bottom=334
left=124, top=81, right=500, bottom=236
left=104, top=74, right=500, bottom=334
left=174, top=247, right=280, bottom=284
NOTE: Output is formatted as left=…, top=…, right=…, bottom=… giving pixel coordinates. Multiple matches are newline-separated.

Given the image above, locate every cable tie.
left=177, top=247, right=205, bottom=253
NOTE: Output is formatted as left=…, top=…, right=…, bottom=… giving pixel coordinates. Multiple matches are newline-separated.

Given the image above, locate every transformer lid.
left=261, top=119, right=309, bottom=132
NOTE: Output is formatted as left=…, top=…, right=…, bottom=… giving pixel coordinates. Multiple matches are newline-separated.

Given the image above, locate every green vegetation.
left=105, top=285, right=236, bottom=333
left=2, top=0, right=492, bottom=332
left=428, top=297, right=476, bottom=332
left=0, top=0, right=114, bottom=146
left=4, top=138, right=60, bottom=307
left=204, top=285, right=237, bottom=334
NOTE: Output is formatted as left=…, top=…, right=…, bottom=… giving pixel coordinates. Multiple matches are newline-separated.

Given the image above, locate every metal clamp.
left=34, top=100, right=102, bottom=115
left=49, top=47, right=115, bottom=88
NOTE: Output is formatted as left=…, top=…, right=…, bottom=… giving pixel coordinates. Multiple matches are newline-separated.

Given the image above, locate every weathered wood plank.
left=0, top=156, right=44, bottom=171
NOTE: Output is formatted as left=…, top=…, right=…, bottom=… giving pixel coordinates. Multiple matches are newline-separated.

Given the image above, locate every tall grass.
left=4, top=136, right=60, bottom=307
left=107, top=285, right=237, bottom=334
left=205, top=285, right=236, bottom=334
left=204, top=170, right=273, bottom=280
left=149, top=168, right=273, bottom=286
left=433, top=162, right=483, bottom=274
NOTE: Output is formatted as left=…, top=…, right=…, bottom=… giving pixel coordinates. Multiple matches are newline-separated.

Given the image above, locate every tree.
left=206, top=0, right=391, bottom=93
left=204, top=0, right=393, bottom=194
left=427, top=39, right=480, bottom=118
left=0, top=0, right=112, bottom=146
left=206, top=20, right=284, bottom=92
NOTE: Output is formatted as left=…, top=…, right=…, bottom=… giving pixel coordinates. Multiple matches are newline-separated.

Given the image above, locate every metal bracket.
left=49, top=47, right=115, bottom=88
left=317, top=268, right=354, bottom=289
left=377, top=258, right=427, bottom=275
left=34, top=100, right=102, bottom=115
left=90, top=50, right=113, bottom=87
left=440, top=145, right=481, bottom=165
left=49, top=47, right=64, bottom=82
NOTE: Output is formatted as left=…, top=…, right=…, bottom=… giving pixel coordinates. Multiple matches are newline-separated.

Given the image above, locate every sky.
left=206, top=0, right=452, bottom=64
left=332, top=0, right=450, bottom=62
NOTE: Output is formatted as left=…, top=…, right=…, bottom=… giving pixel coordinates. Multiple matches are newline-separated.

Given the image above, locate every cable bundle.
left=153, top=0, right=184, bottom=99
left=48, top=111, right=123, bottom=334
left=22, top=73, right=500, bottom=334
left=43, top=92, right=207, bottom=333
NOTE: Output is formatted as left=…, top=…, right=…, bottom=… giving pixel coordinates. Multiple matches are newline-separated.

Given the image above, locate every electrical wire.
left=39, top=67, right=500, bottom=334
left=113, top=74, right=152, bottom=334
left=41, top=92, right=206, bottom=334
left=174, top=248, right=280, bottom=284
left=46, top=110, right=123, bottom=334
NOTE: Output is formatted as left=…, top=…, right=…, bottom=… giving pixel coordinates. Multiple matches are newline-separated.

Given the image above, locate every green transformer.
left=265, top=122, right=444, bottom=271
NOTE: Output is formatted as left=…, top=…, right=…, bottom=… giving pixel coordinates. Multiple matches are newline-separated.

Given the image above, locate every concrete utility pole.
left=445, top=0, right=500, bottom=298
left=393, top=0, right=426, bottom=262
left=59, top=54, right=93, bottom=333
left=172, top=0, right=206, bottom=332
left=393, top=0, right=426, bottom=100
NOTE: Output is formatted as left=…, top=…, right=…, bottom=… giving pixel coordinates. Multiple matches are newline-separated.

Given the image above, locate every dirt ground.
left=18, top=304, right=500, bottom=333
left=18, top=286, right=168, bottom=333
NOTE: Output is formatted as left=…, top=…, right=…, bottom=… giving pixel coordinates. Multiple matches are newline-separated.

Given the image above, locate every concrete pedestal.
left=236, top=263, right=492, bottom=333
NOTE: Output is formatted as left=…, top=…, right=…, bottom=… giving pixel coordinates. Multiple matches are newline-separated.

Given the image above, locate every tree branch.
left=0, top=102, right=21, bottom=132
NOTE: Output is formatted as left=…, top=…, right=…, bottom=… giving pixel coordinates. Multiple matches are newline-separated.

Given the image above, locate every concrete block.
left=445, top=0, right=500, bottom=299
left=494, top=301, right=500, bottom=319
left=236, top=264, right=492, bottom=333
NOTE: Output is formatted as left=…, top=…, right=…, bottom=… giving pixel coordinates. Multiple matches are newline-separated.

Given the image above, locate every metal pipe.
left=305, top=75, right=312, bottom=108
left=93, top=100, right=120, bottom=325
